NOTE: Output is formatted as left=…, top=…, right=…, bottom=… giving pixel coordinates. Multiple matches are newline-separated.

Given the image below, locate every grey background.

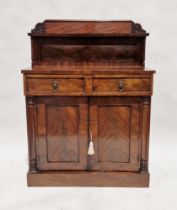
left=0, top=0, right=177, bottom=209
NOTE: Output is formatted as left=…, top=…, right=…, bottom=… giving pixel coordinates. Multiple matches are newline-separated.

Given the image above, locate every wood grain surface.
left=22, top=20, right=154, bottom=187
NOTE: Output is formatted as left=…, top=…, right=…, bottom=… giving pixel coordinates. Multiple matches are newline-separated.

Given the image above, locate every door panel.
left=36, top=97, right=88, bottom=170
left=89, top=97, right=141, bottom=171
left=97, top=105, right=130, bottom=163
left=47, top=105, right=79, bottom=162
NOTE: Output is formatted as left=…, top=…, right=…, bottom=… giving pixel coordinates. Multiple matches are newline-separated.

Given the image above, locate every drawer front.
left=26, top=78, right=85, bottom=95
left=93, top=78, right=152, bottom=95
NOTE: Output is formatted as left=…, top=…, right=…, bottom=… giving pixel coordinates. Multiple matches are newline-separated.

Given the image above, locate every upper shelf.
left=29, top=20, right=149, bottom=68
left=29, top=20, right=149, bottom=37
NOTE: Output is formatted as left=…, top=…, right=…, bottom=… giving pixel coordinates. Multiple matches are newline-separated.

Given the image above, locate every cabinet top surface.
left=21, top=67, right=155, bottom=75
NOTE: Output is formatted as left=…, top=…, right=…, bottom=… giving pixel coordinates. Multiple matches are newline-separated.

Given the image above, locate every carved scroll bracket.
left=132, top=22, right=146, bottom=33
left=31, top=21, right=46, bottom=34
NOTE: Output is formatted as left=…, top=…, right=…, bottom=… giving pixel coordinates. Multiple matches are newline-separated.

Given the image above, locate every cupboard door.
left=36, top=97, right=88, bottom=170
left=88, top=97, right=141, bottom=171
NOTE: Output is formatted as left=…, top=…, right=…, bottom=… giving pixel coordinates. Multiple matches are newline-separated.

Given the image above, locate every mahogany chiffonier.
left=21, top=20, right=155, bottom=187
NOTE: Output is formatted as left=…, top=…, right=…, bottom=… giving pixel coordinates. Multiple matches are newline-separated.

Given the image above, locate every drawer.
left=26, top=77, right=85, bottom=95
left=93, top=78, right=152, bottom=95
